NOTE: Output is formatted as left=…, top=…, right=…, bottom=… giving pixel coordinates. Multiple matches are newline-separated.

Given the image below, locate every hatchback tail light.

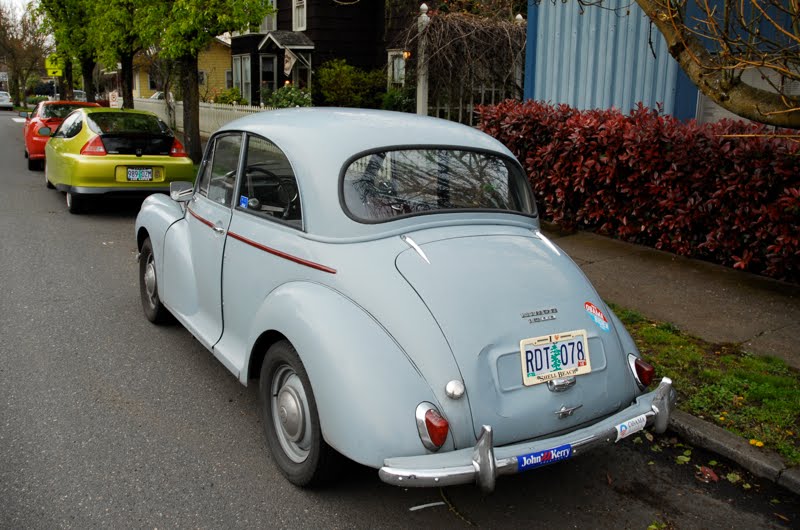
left=628, top=354, right=655, bottom=388
left=80, top=135, right=107, bottom=156
left=415, top=402, right=449, bottom=452
left=170, top=138, right=188, bottom=157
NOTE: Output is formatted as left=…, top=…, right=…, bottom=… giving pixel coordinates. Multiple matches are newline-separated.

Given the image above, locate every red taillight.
left=424, top=409, right=449, bottom=448
left=170, top=138, right=188, bottom=157
left=80, top=135, right=107, bottom=156
left=634, top=358, right=655, bottom=387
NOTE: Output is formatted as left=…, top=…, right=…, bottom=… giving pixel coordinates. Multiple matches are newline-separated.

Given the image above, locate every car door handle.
left=212, top=225, right=225, bottom=234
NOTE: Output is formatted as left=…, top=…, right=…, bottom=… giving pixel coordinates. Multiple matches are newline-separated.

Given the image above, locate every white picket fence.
left=133, top=98, right=274, bottom=137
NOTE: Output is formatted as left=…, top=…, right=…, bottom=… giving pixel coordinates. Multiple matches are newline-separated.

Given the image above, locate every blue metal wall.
left=524, top=0, right=698, bottom=119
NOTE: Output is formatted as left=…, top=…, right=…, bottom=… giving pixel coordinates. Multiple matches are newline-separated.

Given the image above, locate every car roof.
left=42, top=101, right=100, bottom=106
left=81, top=108, right=156, bottom=116
left=217, top=108, right=524, bottom=239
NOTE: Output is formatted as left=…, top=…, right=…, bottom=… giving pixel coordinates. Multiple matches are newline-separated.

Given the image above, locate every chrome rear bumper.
left=379, top=377, right=676, bottom=493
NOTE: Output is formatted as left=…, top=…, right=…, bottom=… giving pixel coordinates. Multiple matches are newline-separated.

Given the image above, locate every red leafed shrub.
left=478, top=100, right=800, bottom=283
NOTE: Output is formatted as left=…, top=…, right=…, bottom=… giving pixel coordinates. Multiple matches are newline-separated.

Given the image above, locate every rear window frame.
left=338, top=144, right=538, bottom=225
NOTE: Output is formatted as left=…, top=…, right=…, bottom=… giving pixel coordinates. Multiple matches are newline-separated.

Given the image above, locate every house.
left=230, top=0, right=389, bottom=106
left=132, top=36, right=233, bottom=101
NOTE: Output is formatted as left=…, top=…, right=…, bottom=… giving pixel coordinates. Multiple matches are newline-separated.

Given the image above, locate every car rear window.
left=41, top=104, right=90, bottom=119
left=87, top=112, right=170, bottom=135
left=341, top=148, right=535, bottom=222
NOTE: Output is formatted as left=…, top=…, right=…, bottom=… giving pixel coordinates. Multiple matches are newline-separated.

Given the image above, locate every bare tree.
left=0, top=2, right=51, bottom=107
left=621, top=0, right=800, bottom=128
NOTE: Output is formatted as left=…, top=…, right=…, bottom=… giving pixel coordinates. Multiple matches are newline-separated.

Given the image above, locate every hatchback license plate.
left=520, top=329, right=591, bottom=386
left=127, top=167, right=153, bottom=181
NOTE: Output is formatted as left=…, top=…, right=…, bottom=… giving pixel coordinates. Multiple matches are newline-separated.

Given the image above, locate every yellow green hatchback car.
left=44, top=108, right=195, bottom=213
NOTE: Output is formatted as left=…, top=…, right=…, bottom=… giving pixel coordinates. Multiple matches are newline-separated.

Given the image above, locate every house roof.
left=258, top=31, right=315, bottom=51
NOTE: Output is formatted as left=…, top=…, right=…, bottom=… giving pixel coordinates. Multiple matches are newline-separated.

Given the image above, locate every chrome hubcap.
left=66, top=193, right=72, bottom=208
left=144, top=256, right=158, bottom=307
left=271, top=365, right=311, bottom=463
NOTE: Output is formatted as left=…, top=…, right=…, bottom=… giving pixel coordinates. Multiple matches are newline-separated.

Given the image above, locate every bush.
left=381, top=86, right=415, bottom=113
left=26, top=95, right=48, bottom=106
left=262, top=85, right=312, bottom=108
left=478, top=100, right=800, bottom=282
left=315, top=59, right=386, bottom=109
left=214, top=87, right=248, bottom=105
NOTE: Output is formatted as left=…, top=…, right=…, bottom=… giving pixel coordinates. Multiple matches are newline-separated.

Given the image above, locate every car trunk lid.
left=395, top=232, right=636, bottom=446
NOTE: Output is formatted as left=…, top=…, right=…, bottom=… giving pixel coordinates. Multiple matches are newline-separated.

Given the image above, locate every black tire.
left=44, top=160, right=54, bottom=188
left=27, top=157, right=38, bottom=171
left=260, top=340, right=341, bottom=487
left=139, top=237, right=173, bottom=324
left=65, top=191, right=87, bottom=214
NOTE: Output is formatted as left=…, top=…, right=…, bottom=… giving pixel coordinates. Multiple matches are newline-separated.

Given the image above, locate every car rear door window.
left=236, top=135, right=301, bottom=228
left=197, top=133, right=243, bottom=206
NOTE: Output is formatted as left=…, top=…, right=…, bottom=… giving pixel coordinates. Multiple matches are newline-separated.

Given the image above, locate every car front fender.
left=135, top=193, right=185, bottom=285
left=244, top=281, right=449, bottom=468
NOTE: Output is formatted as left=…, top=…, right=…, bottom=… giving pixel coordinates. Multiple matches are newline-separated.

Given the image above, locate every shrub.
left=381, top=86, right=415, bottom=113
left=26, top=95, right=48, bottom=105
left=214, top=87, right=248, bottom=105
left=262, top=85, right=312, bottom=108
left=478, top=100, right=800, bottom=282
left=315, top=58, right=386, bottom=109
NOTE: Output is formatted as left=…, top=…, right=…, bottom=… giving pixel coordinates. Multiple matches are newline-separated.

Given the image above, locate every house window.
left=232, top=55, right=252, bottom=104
left=226, top=70, right=233, bottom=89
left=260, top=1, right=277, bottom=32
left=148, top=74, right=158, bottom=91
left=198, top=71, right=206, bottom=86
left=260, top=55, right=277, bottom=103
left=387, top=50, right=406, bottom=88
left=293, top=0, right=306, bottom=31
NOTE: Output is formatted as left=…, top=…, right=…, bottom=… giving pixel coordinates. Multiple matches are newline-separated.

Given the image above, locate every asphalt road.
left=1, top=111, right=798, bottom=529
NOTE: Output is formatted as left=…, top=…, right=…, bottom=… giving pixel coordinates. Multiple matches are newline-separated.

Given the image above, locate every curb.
left=668, top=410, right=799, bottom=496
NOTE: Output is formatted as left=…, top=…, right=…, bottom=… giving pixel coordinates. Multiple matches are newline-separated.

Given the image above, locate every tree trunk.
left=120, top=52, right=135, bottom=109
left=10, top=75, right=21, bottom=107
left=179, top=53, right=202, bottom=163
left=80, top=56, right=98, bottom=102
left=634, top=0, right=800, bottom=129
left=64, top=59, right=74, bottom=100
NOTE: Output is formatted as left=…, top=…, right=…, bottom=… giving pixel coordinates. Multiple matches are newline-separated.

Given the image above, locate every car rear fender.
left=243, top=281, right=451, bottom=468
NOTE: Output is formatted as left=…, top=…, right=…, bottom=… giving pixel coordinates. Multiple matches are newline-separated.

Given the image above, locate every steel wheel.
left=138, top=237, right=172, bottom=324
left=270, top=364, right=313, bottom=463
left=260, top=340, right=341, bottom=486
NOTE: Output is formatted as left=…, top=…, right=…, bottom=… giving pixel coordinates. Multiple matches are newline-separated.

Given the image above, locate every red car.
left=22, top=100, right=100, bottom=170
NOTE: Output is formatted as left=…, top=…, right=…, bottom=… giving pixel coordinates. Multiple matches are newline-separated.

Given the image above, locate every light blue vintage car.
left=135, top=108, right=676, bottom=492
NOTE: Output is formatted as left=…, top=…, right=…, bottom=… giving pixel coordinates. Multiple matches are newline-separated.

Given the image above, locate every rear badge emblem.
left=522, top=307, right=558, bottom=324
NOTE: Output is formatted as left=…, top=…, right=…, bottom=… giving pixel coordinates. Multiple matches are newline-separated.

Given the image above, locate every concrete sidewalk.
left=543, top=227, right=800, bottom=370
left=542, top=226, right=800, bottom=494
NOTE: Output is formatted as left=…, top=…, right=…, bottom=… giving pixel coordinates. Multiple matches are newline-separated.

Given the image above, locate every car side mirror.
left=170, top=181, right=194, bottom=202
left=38, top=126, right=52, bottom=136
left=19, top=111, right=29, bottom=119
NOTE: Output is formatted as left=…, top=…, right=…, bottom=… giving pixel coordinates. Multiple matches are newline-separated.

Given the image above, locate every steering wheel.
left=277, top=178, right=299, bottom=220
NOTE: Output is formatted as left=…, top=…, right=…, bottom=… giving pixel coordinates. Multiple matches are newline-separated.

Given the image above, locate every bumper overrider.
left=379, top=377, right=676, bottom=493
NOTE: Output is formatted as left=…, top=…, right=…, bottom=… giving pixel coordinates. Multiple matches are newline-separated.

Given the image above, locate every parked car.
left=44, top=108, right=194, bottom=213
left=134, top=108, right=676, bottom=492
left=73, top=90, right=87, bottom=102
left=21, top=100, right=101, bottom=170
left=0, top=91, right=13, bottom=111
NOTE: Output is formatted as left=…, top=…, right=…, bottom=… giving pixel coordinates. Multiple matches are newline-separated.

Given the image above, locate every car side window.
left=197, top=133, right=242, bottom=206
left=55, top=112, right=82, bottom=139
left=236, top=135, right=302, bottom=228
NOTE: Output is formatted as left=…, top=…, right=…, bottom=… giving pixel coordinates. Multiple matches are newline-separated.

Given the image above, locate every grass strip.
left=609, top=303, right=800, bottom=465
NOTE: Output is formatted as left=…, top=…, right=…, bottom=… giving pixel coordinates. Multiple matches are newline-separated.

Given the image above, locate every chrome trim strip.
left=401, top=234, right=431, bottom=264
left=533, top=230, right=561, bottom=256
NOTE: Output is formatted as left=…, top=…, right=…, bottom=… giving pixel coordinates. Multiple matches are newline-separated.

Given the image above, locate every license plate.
left=127, top=167, right=153, bottom=181
left=520, top=329, right=591, bottom=386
